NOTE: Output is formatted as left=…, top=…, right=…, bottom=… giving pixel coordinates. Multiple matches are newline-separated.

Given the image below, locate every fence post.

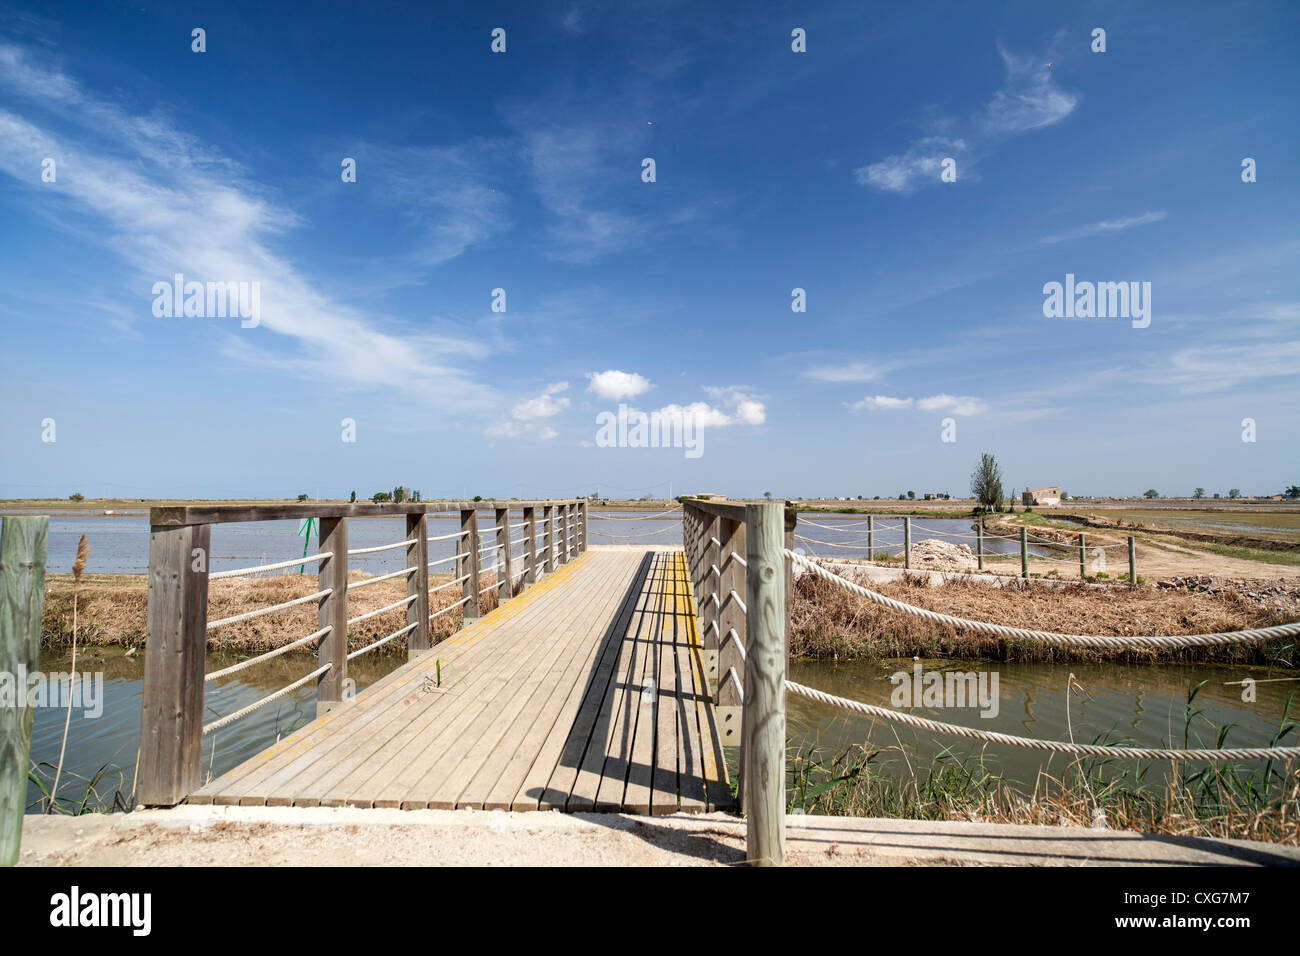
left=701, top=512, right=721, bottom=687
left=139, top=520, right=210, bottom=806
left=1020, top=526, right=1028, bottom=578
left=1079, top=532, right=1087, bottom=580
left=867, top=514, right=874, bottom=561
left=407, top=513, right=429, bottom=659
left=543, top=505, right=555, bottom=574
left=1, top=516, right=47, bottom=860
left=496, top=506, right=513, bottom=601
left=904, top=516, right=912, bottom=569
left=523, top=506, right=537, bottom=586
left=316, top=517, right=349, bottom=715
left=743, top=502, right=786, bottom=867
left=460, top=508, right=480, bottom=622
left=581, top=501, right=589, bottom=553
left=717, top=516, right=746, bottom=747
left=558, top=504, right=570, bottom=565
left=1128, top=536, right=1137, bottom=586
left=976, top=518, right=984, bottom=571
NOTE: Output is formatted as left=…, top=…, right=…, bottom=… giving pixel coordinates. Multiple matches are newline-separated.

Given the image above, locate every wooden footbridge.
left=139, top=499, right=794, bottom=819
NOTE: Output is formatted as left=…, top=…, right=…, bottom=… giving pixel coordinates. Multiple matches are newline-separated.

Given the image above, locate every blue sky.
left=1, top=0, right=1296, bottom=500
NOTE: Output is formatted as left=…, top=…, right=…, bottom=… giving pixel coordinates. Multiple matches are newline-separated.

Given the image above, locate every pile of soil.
left=909, top=539, right=976, bottom=570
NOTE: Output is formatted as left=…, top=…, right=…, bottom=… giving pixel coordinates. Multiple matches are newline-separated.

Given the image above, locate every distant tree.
left=392, top=486, right=407, bottom=503
left=473, top=495, right=483, bottom=502
left=1143, top=489, right=1160, bottom=499
left=906, top=490, right=916, bottom=500
left=872, top=495, right=880, bottom=500
left=349, top=490, right=357, bottom=503
left=372, top=491, right=392, bottom=503
left=297, top=493, right=309, bottom=501
left=763, top=491, right=773, bottom=500
left=1193, top=487, right=1205, bottom=499
left=969, top=453, right=1004, bottom=513
left=1286, top=485, right=1300, bottom=500
left=1228, top=488, right=1241, bottom=498
left=897, top=493, right=906, bottom=501
left=68, top=493, right=84, bottom=502
left=411, top=490, right=421, bottom=503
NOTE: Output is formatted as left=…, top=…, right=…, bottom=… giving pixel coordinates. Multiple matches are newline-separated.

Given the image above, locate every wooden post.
left=1128, top=536, right=1137, bottom=586
left=1, top=516, right=47, bottom=862
left=1020, top=526, right=1028, bottom=578
left=523, top=506, right=537, bottom=586
left=581, top=501, right=589, bottom=553
left=460, top=508, right=480, bottom=622
left=904, top=516, right=912, bottom=569
left=783, top=505, right=796, bottom=674
left=558, top=504, right=570, bottom=565
left=976, top=518, right=984, bottom=571
left=543, top=505, right=555, bottom=574
left=743, top=502, right=786, bottom=867
left=701, top=512, right=721, bottom=685
left=496, top=507, right=513, bottom=601
left=867, top=514, right=874, bottom=560
left=316, top=517, right=348, bottom=715
left=1079, top=532, right=1087, bottom=580
left=716, top=516, right=746, bottom=747
left=139, top=521, right=210, bottom=806
left=406, top=514, right=430, bottom=660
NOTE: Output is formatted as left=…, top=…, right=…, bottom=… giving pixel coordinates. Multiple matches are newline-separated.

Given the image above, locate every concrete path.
left=17, top=806, right=1300, bottom=867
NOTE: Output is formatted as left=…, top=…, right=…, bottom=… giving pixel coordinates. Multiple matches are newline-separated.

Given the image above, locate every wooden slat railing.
left=139, top=498, right=589, bottom=806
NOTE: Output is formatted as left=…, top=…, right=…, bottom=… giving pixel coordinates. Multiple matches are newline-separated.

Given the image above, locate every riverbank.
left=18, top=805, right=1299, bottom=866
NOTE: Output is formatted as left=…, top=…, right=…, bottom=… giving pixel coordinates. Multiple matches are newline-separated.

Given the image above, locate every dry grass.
left=788, top=567, right=1297, bottom=664
left=42, top=570, right=501, bottom=655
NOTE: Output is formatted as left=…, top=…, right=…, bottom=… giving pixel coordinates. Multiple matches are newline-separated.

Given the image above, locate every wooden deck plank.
left=460, top=552, right=643, bottom=810
left=194, top=548, right=734, bottom=815
left=573, top=554, right=661, bottom=811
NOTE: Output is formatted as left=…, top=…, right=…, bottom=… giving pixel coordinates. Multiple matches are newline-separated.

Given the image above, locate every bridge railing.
left=139, top=498, right=588, bottom=807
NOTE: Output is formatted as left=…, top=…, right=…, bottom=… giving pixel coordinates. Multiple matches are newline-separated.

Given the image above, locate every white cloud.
left=917, top=394, right=989, bottom=415
left=486, top=421, right=558, bottom=440
left=511, top=382, right=570, bottom=420
left=856, top=45, right=1077, bottom=194
left=848, top=395, right=914, bottom=411
left=0, top=42, right=497, bottom=412
left=587, top=369, right=653, bottom=400
left=804, top=361, right=886, bottom=384
left=1041, top=210, right=1167, bottom=245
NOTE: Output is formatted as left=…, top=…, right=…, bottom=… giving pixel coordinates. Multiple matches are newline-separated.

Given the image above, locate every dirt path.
left=18, top=806, right=1299, bottom=867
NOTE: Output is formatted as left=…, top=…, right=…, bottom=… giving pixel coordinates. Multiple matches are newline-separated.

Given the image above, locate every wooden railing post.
left=976, top=518, right=984, bottom=571
left=316, top=516, right=349, bottom=715
left=558, top=503, right=570, bottom=565
left=523, top=506, right=537, bottom=586
left=581, top=501, right=589, bottom=552
left=139, top=520, right=211, bottom=806
left=1079, top=531, right=1087, bottom=580
left=701, top=512, right=721, bottom=687
left=406, top=513, right=430, bottom=659
left=904, top=515, right=912, bottom=569
left=460, top=508, right=480, bottom=622
left=1128, top=536, right=1137, bottom=586
left=1020, top=526, right=1029, bottom=578
left=716, top=515, right=746, bottom=747
left=543, top=504, right=555, bottom=574
left=866, top=514, right=874, bottom=560
left=496, top=507, right=513, bottom=601
left=743, top=501, right=786, bottom=867
left=1, top=516, right=48, bottom=859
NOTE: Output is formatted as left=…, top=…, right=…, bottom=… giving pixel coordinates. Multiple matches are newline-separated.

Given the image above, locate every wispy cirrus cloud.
left=848, top=393, right=987, bottom=415
left=0, top=41, right=499, bottom=412
left=856, top=46, right=1078, bottom=194
left=1040, top=210, right=1167, bottom=245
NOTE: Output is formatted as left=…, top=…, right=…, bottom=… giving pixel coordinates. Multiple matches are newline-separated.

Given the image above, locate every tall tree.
left=970, top=453, right=1004, bottom=511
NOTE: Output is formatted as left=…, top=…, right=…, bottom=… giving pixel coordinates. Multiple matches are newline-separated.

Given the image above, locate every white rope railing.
left=346, top=594, right=417, bottom=626
left=428, top=529, right=470, bottom=543
left=430, top=573, right=470, bottom=594
left=428, top=554, right=459, bottom=570
left=347, top=621, right=418, bottom=661
left=347, top=539, right=415, bottom=556
left=348, top=566, right=418, bottom=590
left=210, top=552, right=334, bottom=579
left=207, top=588, right=333, bottom=630
left=204, top=626, right=332, bottom=682
left=785, top=681, right=1300, bottom=761
left=590, top=508, right=682, bottom=521
left=202, top=664, right=331, bottom=735
left=788, top=550, right=1300, bottom=649
left=430, top=596, right=471, bottom=620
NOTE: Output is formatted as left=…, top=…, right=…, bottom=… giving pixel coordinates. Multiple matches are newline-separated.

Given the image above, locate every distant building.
left=689, top=492, right=727, bottom=500
left=1022, top=485, right=1062, bottom=507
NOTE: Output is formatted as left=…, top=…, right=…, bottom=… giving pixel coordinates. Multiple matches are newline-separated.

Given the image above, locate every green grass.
left=1197, top=542, right=1300, bottom=567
